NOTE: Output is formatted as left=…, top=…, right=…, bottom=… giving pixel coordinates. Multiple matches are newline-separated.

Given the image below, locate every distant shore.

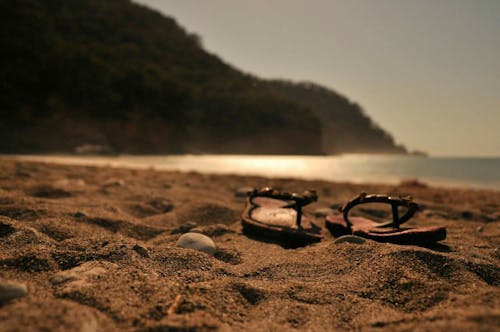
left=0, top=158, right=498, bottom=331
left=1, top=154, right=498, bottom=191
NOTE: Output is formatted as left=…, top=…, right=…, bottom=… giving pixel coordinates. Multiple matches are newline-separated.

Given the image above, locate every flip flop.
left=325, top=193, right=446, bottom=245
left=241, top=187, right=323, bottom=247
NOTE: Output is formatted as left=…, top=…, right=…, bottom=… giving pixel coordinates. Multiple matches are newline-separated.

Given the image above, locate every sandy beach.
left=0, top=159, right=498, bottom=331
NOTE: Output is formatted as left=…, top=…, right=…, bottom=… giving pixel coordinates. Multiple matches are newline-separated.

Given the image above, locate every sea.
left=3, top=154, right=500, bottom=191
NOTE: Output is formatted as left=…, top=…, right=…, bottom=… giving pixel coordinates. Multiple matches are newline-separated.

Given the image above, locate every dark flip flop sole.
left=325, top=215, right=446, bottom=245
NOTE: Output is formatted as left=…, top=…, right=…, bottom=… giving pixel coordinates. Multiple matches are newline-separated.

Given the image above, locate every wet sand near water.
left=0, top=159, right=498, bottom=331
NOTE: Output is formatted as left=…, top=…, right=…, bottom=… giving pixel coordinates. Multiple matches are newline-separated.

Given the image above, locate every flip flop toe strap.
left=249, top=187, right=318, bottom=228
left=340, top=193, right=419, bottom=229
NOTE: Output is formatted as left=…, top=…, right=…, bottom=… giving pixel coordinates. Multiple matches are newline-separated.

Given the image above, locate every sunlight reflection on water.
left=3, top=154, right=499, bottom=190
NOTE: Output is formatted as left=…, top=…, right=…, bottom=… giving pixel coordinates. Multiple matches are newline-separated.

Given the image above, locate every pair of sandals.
left=241, top=187, right=447, bottom=247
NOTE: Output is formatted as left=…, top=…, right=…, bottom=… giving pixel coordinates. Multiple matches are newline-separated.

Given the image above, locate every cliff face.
left=0, top=0, right=405, bottom=155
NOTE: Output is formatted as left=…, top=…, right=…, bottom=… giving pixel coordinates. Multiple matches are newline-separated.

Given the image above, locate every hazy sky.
left=136, top=0, right=499, bottom=156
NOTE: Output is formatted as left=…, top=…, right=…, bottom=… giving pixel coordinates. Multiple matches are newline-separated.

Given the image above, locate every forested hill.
left=264, top=81, right=407, bottom=154
left=0, top=0, right=406, bottom=155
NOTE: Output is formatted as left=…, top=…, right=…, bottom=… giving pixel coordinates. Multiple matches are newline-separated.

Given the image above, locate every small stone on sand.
left=334, top=235, right=366, bottom=245
left=148, top=198, right=174, bottom=213
left=0, top=281, right=27, bottom=305
left=176, top=232, right=216, bottom=255
left=133, top=244, right=150, bottom=258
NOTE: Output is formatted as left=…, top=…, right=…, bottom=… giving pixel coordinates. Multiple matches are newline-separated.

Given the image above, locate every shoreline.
left=0, top=159, right=498, bottom=331
left=1, top=154, right=498, bottom=192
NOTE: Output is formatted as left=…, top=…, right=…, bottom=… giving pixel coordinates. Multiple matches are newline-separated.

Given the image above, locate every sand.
left=0, top=159, right=498, bottom=331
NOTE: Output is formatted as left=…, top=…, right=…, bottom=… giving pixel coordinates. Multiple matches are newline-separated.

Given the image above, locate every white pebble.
left=176, top=232, right=216, bottom=255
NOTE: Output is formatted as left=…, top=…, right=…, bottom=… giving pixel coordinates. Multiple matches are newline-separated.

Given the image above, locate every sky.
left=136, top=0, right=500, bottom=157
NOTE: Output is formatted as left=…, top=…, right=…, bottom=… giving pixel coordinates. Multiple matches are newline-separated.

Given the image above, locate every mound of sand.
left=0, top=160, right=498, bottom=331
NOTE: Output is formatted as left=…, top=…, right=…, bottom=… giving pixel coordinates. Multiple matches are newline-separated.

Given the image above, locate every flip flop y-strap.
left=339, top=193, right=419, bottom=229
left=249, top=187, right=318, bottom=228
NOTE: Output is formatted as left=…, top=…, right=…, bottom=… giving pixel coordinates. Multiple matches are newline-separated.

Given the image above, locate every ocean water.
left=3, top=154, right=500, bottom=190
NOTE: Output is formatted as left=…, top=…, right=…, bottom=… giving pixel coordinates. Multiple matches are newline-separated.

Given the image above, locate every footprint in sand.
left=178, top=203, right=239, bottom=226
left=125, top=198, right=174, bottom=218
left=81, top=216, right=165, bottom=240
